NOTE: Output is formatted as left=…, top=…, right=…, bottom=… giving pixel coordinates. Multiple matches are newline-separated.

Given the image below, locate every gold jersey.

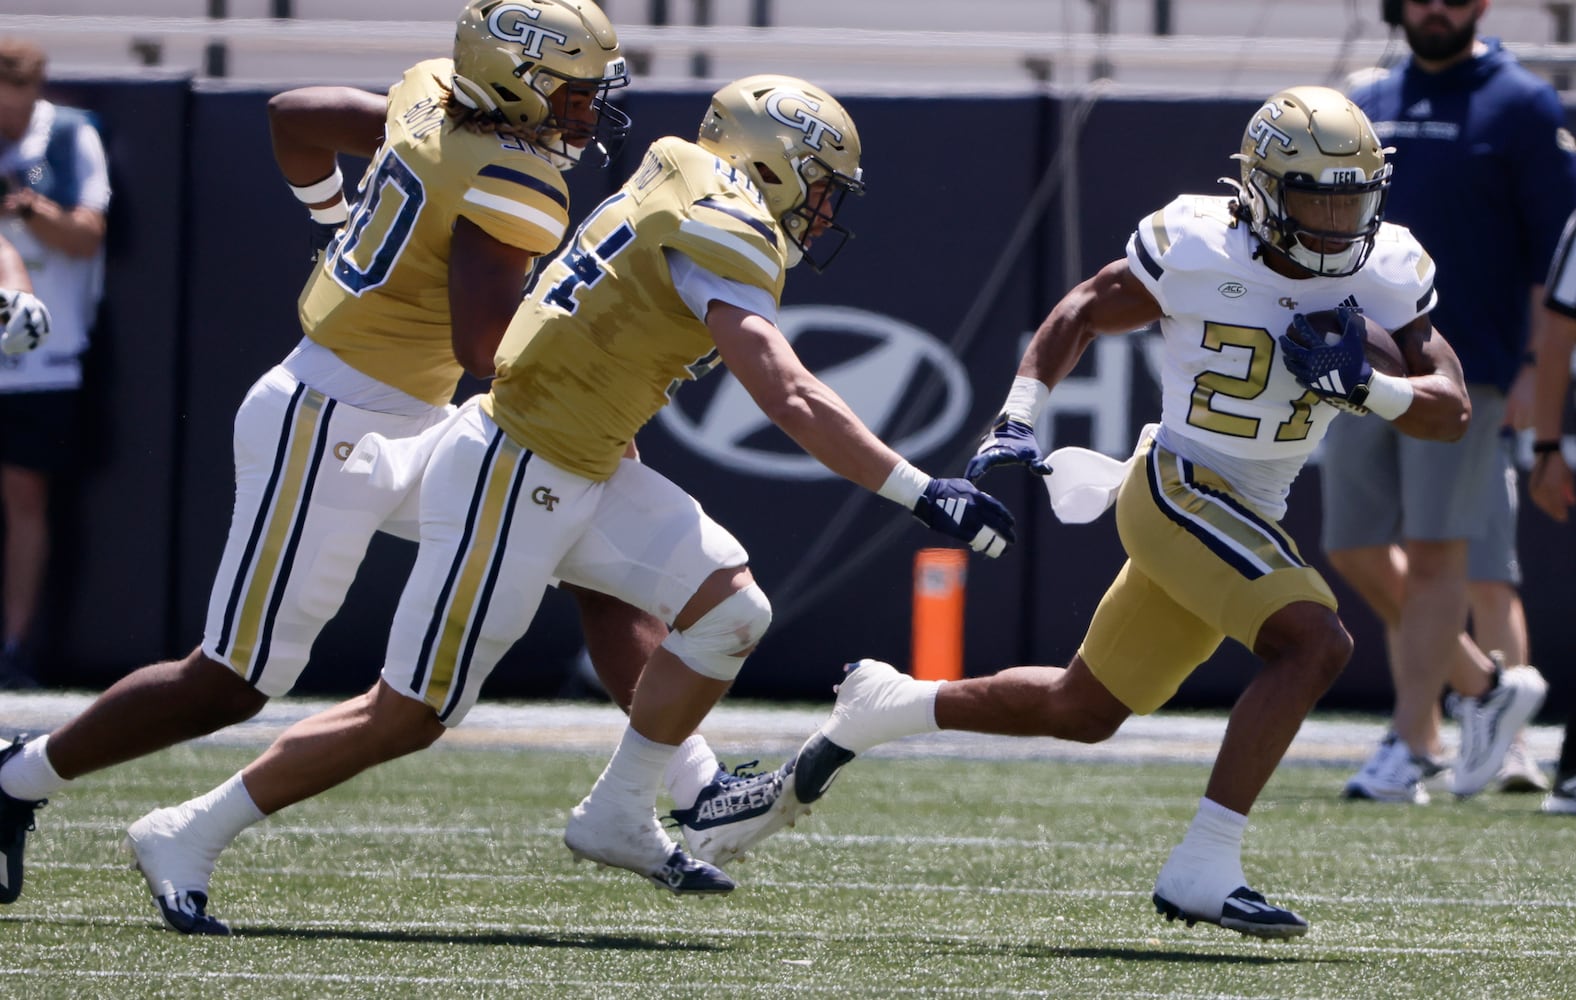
left=485, top=136, right=790, bottom=480
left=299, top=58, right=572, bottom=406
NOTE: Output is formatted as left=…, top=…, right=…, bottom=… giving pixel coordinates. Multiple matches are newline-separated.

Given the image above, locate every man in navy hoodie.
left=1323, top=0, right=1573, bottom=804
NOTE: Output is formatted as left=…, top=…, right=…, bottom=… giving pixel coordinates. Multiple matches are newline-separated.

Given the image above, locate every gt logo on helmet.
left=764, top=90, right=842, bottom=151
left=1247, top=117, right=1295, bottom=158
left=488, top=3, right=569, bottom=58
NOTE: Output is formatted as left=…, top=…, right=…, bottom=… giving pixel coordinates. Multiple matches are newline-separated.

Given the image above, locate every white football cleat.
left=1342, top=733, right=1430, bottom=805
left=565, top=797, right=734, bottom=895
left=123, top=806, right=231, bottom=935
left=1152, top=845, right=1308, bottom=940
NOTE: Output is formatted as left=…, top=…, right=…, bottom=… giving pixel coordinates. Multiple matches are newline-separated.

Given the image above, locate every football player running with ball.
left=762, top=86, right=1472, bottom=939
left=0, top=0, right=698, bottom=929
left=119, top=73, right=1015, bottom=927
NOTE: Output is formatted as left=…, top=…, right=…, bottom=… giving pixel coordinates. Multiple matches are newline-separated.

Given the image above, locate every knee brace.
left=660, top=583, right=772, bottom=681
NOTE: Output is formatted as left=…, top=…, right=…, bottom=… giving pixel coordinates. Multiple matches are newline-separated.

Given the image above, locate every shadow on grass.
left=233, top=924, right=723, bottom=952
left=940, top=939, right=1341, bottom=965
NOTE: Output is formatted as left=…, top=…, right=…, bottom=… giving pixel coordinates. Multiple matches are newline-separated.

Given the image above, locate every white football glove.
left=0, top=289, right=50, bottom=356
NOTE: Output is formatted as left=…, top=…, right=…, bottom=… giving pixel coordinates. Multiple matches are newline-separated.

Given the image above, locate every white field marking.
left=33, top=820, right=1569, bottom=873
left=3, top=690, right=1564, bottom=765
left=30, top=853, right=1576, bottom=914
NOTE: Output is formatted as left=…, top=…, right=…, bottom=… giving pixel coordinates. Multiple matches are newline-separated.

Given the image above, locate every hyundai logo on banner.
left=657, top=305, right=972, bottom=480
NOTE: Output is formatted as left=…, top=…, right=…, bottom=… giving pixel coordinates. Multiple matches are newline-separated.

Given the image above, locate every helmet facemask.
left=527, top=60, right=631, bottom=169
left=1242, top=161, right=1390, bottom=277
left=779, top=154, right=865, bottom=272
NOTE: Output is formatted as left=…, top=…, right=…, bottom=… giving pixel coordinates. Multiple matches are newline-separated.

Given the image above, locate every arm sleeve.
left=1510, top=87, right=1576, bottom=278
left=68, top=121, right=111, bottom=213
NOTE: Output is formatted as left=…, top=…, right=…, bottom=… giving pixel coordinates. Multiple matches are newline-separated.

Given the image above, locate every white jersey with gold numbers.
left=300, top=58, right=573, bottom=406
left=486, top=135, right=791, bottom=480
left=1126, top=194, right=1436, bottom=517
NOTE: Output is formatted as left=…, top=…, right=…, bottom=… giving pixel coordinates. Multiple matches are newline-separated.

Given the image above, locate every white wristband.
left=289, top=166, right=344, bottom=205
left=877, top=459, right=933, bottom=509
left=309, top=201, right=349, bottom=224
left=1003, top=375, right=1050, bottom=425
left=1362, top=371, right=1414, bottom=421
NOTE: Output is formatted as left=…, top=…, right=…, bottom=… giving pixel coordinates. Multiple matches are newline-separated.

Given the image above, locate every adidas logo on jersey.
left=1405, top=99, right=1432, bottom=119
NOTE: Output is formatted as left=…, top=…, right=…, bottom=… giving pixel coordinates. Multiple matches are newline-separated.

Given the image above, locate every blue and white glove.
left=0, top=288, right=50, bottom=356
left=964, top=415, right=1053, bottom=482
left=912, top=477, right=1016, bottom=558
left=1278, top=306, right=1373, bottom=408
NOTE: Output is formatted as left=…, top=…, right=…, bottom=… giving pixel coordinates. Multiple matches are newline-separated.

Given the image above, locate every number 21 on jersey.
left=1187, top=321, right=1319, bottom=442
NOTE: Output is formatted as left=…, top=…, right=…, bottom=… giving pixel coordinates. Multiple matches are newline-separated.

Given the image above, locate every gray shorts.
left=1319, top=385, right=1510, bottom=572
left=1467, top=429, right=1521, bottom=586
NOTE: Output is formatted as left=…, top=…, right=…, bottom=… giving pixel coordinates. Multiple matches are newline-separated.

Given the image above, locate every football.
left=1291, top=309, right=1408, bottom=377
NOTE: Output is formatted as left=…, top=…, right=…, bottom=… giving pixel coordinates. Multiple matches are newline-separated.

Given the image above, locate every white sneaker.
left=1496, top=740, right=1551, bottom=794
left=1342, top=733, right=1430, bottom=804
left=123, top=806, right=231, bottom=935
left=1450, top=665, right=1548, bottom=797
left=1542, top=775, right=1576, bottom=815
left=819, top=659, right=934, bottom=754
left=1152, top=845, right=1307, bottom=939
left=565, top=797, right=734, bottom=895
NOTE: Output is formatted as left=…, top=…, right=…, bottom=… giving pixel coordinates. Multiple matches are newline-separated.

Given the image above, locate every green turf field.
left=4, top=718, right=1574, bottom=999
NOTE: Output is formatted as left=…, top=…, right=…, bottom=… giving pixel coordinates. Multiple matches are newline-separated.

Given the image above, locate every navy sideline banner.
left=33, top=76, right=1576, bottom=718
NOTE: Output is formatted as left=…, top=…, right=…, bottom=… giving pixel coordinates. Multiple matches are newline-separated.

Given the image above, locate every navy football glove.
left=1278, top=306, right=1373, bottom=408
left=963, top=415, right=1052, bottom=483
left=309, top=220, right=340, bottom=263
left=912, top=477, right=1016, bottom=558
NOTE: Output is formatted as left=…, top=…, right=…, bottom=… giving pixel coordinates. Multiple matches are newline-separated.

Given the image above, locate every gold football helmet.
left=1228, top=85, right=1392, bottom=277
left=697, top=74, right=865, bottom=270
left=452, top=0, right=630, bottom=169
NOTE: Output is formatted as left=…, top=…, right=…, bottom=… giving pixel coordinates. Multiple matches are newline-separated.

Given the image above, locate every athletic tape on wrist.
left=1362, top=371, right=1414, bottom=421
left=289, top=166, right=344, bottom=205
left=878, top=459, right=932, bottom=509
left=309, top=202, right=350, bottom=224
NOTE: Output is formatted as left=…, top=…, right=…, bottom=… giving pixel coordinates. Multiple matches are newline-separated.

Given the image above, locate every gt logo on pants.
left=532, top=486, right=560, bottom=511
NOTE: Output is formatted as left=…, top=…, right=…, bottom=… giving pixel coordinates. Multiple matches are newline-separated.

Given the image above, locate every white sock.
left=0, top=734, right=68, bottom=801
left=586, top=727, right=677, bottom=810
left=663, top=734, right=719, bottom=811
left=822, top=672, right=942, bottom=754
left=181, top=773, right=267, bottom=852
left=1179, top=797, right=1247, bottom=857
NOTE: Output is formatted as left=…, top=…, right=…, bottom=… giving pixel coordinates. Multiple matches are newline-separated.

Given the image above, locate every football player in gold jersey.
left=0, top=0, right=665, bottom=930
left=125, top=74, right=1017, bottom=919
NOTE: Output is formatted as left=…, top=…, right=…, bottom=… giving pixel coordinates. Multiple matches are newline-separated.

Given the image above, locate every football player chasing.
left=112, top=74, right=1015, bottom=929
left=739, top=86, right=1473, bottom=940
left=0, top=0, right=716, bottom=928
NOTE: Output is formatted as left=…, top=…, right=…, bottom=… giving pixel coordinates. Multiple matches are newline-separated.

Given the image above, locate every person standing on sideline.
left=1324, top=0, right=1564, bottom=804
left=0, top=0, right=728, bottom=924
left=726, top=86, right=1472, bottom=939
left=1524, top=206, right=1576, bottom=815
left=118, top=73, right=1016, bottom=934
left=0, top=37, right=109, bottom=689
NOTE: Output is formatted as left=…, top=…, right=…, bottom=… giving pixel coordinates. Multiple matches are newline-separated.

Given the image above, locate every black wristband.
left=1532, top=439, right=1562, bottom=454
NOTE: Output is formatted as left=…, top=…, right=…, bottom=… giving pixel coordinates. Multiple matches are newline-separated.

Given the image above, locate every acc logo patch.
left=1217, top=282, right=1247, bottom=298
left=658, top=306, right=971, bottom=480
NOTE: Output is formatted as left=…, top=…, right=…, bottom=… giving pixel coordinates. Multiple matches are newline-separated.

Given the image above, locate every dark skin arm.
left=448, top=219, right=537, bottom=378
left=1016, top=258, right=1470, bottom=443
left=1385, top=314, right=1471, bottom=442
left=267, top=86, right=386, bottom=200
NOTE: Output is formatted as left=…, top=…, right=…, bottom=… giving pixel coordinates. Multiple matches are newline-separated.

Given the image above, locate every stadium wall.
left=34, top=76, right=1576, bottom=717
